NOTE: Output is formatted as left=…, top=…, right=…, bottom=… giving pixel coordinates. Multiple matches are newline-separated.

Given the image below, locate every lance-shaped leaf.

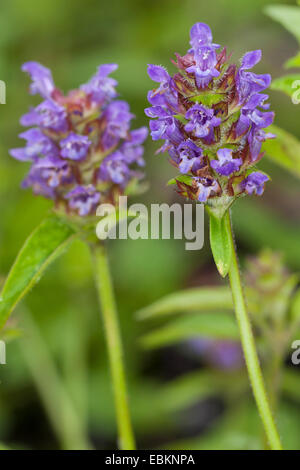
left=262, top=125, right=300, bottom=179
left=140, top=312, right=239, bottom=349
left=0, top=215, right=78, bottom=330
left=265, top=5, right=300, bottom=43
left=271, top=74, right=300, bottom=98
left=137, top=286, right=232, bottom=320
left=209, top=212, right=232, bottom=278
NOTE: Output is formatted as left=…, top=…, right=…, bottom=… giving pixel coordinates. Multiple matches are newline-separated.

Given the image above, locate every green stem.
left=91, top=242, right=136, bottom=450
left=225, top=211, right=282, bottom=450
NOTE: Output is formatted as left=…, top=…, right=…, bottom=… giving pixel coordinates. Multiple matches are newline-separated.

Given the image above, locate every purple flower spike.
left=65, top=185, right=101, bottom=216
left=81, top=63, right=118, bottom=104
left=177, top=139, right=203, bottom=173
left=10, top=128, right=58, bottom=161
left=60, top=132, right=91, bottom=161
left=241, top=172, right=269, bottom=195
left=185, top=104, right=221, bottom=138
left=13, top=61, right=147, bottom=215
left=211, top=148, right=242, bottom=176
left=22, top=62, right=55, bottom=99
left=146, top=22, right=274, bottom=205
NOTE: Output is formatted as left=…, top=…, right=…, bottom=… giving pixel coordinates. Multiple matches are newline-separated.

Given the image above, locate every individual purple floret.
left=236, top=51, right=271, bottom=104
left=20, top=99, right=69, bottom=132
left=177, top=139, right=203, bottom=173
left=10, top=128, right=58, bottom=161
left=211, top=148, right=242, bottom=176
left=146, top=22, right=273, bottom=206
left=99, top=152, right=131, bottom=185
left=65, top=185, right=101, bottom=217
left=22, top=62, right=55, bottom=99
left=193, top=177, right=220, bottom=202
left=60, top=132, right=91, bottom=161
left=241, top=172, right=269, bottom=196
left=147, top=65, right=178, bottom=109
left=184, top=104, right=221, bottom=139
left=12, top=62, right=148, bottom=217
left=80, top=63, right=118, bottom=104
left=102, top=100, right=134, bottom=150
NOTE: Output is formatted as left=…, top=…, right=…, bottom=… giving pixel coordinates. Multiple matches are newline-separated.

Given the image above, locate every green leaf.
left=271, top=74, right=300, bottom=98
left=262, top=125, right=300, bottom=179
left=209, top=212, right=232, bottom=278
left=140, top=312, right=239, bottom=349
left=265, top=5, right=300, bottom=43
left=285, top=51, right=300, bottom=69
left=167, top=174, right=193, bottom=186
left=136, top=286, right=233, bottom=320
left=0, top=215, right=77, bottom=330
left=290, top=288, right=300, bottom=324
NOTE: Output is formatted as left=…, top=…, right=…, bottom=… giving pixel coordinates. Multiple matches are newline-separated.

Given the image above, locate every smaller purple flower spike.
left=102, top=100, right=134, bottom=150
left=177, top=139, right=203, bottom=173
left=193, top=177, right=219, bottom=202
left=65, top=185, right=101, bottom=216
left=147, top=65, right=178, bottom=108
left=80, top=63, right=118, bottom=104
left=241, top=172, right=269, bottom=196
left=211, top=148, right=242, bottom=176
left=237, top=50, right=271, bottom=104
left=185, top=104, right=221, bottom=139
left=22, top=62, right=55, bottom=99
left=60, top=132, right=91, bottom=161
left=10, top=128, right=58, bottom=161
left=13, top=61, right=147, bottom=216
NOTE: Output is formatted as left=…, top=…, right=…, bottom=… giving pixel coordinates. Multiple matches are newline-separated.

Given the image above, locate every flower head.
left=11, top=62, right=148, bottom=217
left=145, top=22, right=274, bottom=213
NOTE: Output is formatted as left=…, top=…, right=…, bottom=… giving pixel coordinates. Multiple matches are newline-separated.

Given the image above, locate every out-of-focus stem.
left=20, top=309, right=91, bottom=450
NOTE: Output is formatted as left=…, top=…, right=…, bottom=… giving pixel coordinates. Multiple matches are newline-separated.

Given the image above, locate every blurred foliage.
left=0, top=0, right=300, bottom=450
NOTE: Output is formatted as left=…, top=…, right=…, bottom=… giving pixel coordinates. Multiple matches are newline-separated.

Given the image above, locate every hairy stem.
left=91, top=242, right=136, bottom=450
left=225, top=211, right=282, bottom=450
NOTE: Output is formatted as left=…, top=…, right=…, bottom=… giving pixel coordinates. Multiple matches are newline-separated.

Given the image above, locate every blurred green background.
left=0, top=0, right=300, bottom=450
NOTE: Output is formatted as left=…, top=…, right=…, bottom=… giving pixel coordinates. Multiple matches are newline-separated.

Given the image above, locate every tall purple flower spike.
left=11, top=61, right=148, bottom=217
left=146, top=22, right=274, bottom=205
